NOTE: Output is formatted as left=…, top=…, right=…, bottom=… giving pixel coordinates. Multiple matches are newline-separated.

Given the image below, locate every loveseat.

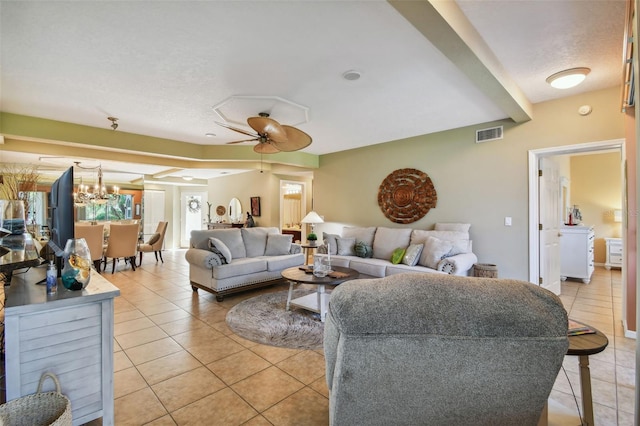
left=186, top=227, right=304, bottom=301
left=324, top=273, right=569, bottom=425
left=315, top=223, right=477, bottom=277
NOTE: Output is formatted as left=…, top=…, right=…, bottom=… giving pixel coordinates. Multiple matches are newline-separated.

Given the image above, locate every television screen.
left=48, top=166, right=75, bottom=257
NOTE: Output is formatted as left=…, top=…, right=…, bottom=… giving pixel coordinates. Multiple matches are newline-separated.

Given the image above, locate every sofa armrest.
left=185, top=248, right=223, bottom=269
left=437, top=252, right=478, bottom=276
left=290, top=243, right=302, bottom=254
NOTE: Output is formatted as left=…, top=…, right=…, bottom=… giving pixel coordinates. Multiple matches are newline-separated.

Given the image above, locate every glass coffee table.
left=281, top=266, right=359, bottom=322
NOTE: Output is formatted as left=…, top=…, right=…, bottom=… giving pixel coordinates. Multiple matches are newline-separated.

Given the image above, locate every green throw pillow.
left=391, top=247, right=406, bottom=264
left=354, top=241, right=373, bottom=258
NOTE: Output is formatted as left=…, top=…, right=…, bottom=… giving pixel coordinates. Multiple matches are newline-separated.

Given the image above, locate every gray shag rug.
left=226, top=289, right=325, bottom=350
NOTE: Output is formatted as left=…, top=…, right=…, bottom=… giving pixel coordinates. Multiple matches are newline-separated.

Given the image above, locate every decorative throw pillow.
left=208, top=237, right=232, bottom=264
left=354, top=241, right=373, bottom=258
left=323, top=232, right=339, bottom=255
left=390, top=247, right=406, bottom=264
left=264, top=234, right=292, bottom=256
left=336, top=237, right=357, bottom=256
left=434, top=223, right=471, bottom=232
left=419, top=236, right=453, bottom=269
left=402, top=243, right=424, bottom=266
left=148, top=232, right=161, bottom=245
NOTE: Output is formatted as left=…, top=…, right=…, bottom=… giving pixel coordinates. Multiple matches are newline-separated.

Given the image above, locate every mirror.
left=228, top=198, right=242, bottom=223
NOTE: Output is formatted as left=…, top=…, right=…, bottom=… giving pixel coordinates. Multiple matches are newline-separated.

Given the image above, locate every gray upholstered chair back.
left=324, top=273, right=569, bottom=426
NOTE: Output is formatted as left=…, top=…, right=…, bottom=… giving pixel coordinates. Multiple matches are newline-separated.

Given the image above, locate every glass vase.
left=61, top=238, right=92, bottom=290
left=0, top=200, right=26, bottom=235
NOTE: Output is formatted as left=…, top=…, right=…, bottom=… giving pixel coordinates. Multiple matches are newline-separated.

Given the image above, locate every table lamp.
left=301, top=211, right=324, bottom=244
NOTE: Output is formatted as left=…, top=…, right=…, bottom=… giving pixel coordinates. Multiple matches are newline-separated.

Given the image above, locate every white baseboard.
left=623, top=320, right=637, bottom=339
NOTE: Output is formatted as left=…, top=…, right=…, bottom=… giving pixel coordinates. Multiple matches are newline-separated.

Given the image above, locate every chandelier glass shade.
left=74, top=166, right=120, bottom=206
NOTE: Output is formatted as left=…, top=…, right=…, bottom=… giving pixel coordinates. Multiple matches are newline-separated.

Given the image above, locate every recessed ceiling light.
left=205, top=132, right=216, bottom=137
left=342, top=70, right=361, bottom=81
left=546, top=67, right=590, bottom=89
left=182, top=176, right=193, bottom=181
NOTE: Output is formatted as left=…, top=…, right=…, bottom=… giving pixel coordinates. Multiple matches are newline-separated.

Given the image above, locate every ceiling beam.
left=388, top=0, right=533, bottom=123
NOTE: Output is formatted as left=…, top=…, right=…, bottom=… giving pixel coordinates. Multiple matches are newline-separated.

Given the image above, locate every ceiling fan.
left=215, top=112, right=312, bottom=154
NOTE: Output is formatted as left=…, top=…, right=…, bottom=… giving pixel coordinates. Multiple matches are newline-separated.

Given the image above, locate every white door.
left=539, top=157, right=562, bottom=295
left=181, top=192, right=206, bottom=248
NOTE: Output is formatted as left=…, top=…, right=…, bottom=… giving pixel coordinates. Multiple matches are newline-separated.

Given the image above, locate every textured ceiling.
left=0, top=0, right=628, bottom=179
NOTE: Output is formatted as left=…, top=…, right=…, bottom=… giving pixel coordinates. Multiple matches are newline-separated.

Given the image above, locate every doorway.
left=528, top=139, right=625, bottom=316
left=180, top=191, right=207, bottom=248
left=279, top=181, right=306, bottom=243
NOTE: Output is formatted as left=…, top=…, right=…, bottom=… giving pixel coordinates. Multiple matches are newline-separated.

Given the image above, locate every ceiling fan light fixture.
left=546, top=67, right=590, bottom=89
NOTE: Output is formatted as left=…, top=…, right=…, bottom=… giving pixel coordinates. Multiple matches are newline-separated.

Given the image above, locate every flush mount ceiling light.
left=546, top=67, right=590, bottom=89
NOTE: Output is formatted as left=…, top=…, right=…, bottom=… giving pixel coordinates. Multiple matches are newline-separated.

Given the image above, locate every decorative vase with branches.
left=0, top=165, right=40, bottom=234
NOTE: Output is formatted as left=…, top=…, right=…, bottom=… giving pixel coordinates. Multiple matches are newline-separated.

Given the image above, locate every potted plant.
left=307, top=233, right=318, bottom=245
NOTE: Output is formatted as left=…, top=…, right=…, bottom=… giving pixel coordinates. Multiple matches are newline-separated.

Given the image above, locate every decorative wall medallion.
left=378, top=168, right=437, bottom=224
left=188, top=197, right=202, bottom=214
left=216, top=205, right=226, bottom=216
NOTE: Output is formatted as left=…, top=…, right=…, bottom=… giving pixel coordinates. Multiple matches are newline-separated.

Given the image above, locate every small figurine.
left=245, top=212, right=255, bottom=228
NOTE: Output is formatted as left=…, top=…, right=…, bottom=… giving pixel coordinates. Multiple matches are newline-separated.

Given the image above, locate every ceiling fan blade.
left=254, top=142, right=280, bottom=154
left=247, top=117, right=288, bottom=143
left=215, top=121, right=258, bottom=138
left=271, top=125, right=312, bottom=152
left=226, top=138, right=259, bottom=145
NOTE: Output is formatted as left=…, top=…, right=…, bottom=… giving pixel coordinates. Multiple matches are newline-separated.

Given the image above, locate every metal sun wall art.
left=377, top=168, right=437, bottom=224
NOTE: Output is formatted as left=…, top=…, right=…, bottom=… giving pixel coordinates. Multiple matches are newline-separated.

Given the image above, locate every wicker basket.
left=0, top=372, right=72, bottom=426
left=473, top=263, right=498, bottom=278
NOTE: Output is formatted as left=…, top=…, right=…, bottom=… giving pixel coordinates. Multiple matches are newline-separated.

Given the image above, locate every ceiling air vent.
left=476, top=126, right=503, bottom=143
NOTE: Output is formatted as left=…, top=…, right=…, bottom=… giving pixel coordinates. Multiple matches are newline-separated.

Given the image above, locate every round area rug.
left=226, top=289, right=324, bottom=350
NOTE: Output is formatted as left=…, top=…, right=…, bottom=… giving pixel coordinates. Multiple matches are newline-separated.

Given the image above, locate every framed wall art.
left=251, top=196, right=261, bottom=216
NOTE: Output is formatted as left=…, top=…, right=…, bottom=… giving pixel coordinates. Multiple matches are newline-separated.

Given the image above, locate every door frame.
left=528, top=139, right=625, bottom=296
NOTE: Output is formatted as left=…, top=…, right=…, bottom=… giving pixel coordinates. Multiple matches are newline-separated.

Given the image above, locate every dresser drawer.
left=609, top=245, right=623, bottom=255
left=610, top=254, right=623, bottom=265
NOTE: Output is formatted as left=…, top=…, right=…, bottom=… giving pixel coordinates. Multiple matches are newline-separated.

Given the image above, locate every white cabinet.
left=560, top=226, right=595, bottom=283
left=605, top=237, right=622, bottom=270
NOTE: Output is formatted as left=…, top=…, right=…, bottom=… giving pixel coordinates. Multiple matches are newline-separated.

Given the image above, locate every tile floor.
left=550, top=267, right=636, bottom=426
left=2, top=250, right=636, bottom=425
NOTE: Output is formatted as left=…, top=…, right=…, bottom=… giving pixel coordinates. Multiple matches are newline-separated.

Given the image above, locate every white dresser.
left=560, top=225, right=595, bottom=283
left=605, top=237, right=622, bottom=270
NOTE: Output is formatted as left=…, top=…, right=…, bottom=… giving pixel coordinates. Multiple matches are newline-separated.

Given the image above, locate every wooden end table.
left=566, top=322, right=609, bottom=426
left=281, top=266, right=359, bottom=322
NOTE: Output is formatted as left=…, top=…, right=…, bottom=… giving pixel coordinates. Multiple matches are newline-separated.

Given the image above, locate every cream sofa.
left=315, top=223, right=477, bottom=277
left=185, top=227, right=304, bottom=301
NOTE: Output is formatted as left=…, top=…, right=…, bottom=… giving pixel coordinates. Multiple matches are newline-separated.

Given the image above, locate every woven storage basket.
left=473, top=263, right=498, bottom=278
left=0, top=372, right=71, bottom=426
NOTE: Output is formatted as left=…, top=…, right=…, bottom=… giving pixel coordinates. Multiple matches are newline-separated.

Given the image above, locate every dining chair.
left=103, top=223, right=140, bottom=273
left=74, top=223, right=105, bottom=272
left=138, top=221, right=168, bottom=265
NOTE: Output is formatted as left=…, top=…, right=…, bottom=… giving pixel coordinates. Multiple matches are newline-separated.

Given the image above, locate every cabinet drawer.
left=610, top=245, right=623, bottom=255
left=610, top=254, right=623, bottom=264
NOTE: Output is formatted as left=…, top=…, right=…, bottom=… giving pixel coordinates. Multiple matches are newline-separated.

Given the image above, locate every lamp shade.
left=301, top=211, right=324, bottom=224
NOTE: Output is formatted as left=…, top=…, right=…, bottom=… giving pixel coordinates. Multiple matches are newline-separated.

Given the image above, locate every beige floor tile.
left=148, top=309, right=193, bottom=325
left=170, top=387, right=258, bottom=425
left=232, top=367, right=304, bottom=412
left=114, top=309, right=146, bottom=324
left=157, top=316, right=210, bottom=336
left=184, top=335, right=246, bottom=364
left=114, top=350, right=134, bottom=372
left=151, top=366, right=226, bottom=412
left=262, top=387, right=329, bottom=426
left=124, top=337, right=184, bottom=365
left=135, top=301, right=181, bottom=316
left=115, top=326, right=169, bottom=350
left=137, top=350, right=203, bottom=385
left=114, top=367, right=148, bottom=398
left=114, top=316, right=157, bottom=336
left=207, top=349, right=272, bottom=385
left=115, top=387, right=168, bottom=425
left=309, top=377, right=329, bottom=399
left=171, top=326, right=225, bottom=348
left=143, top=414, right=178, bottom=425
left=249, top=344, right=301, bottom=364
left=276, top=350, right=326, bottom=385
left=242, top=415, right=275, bottom=426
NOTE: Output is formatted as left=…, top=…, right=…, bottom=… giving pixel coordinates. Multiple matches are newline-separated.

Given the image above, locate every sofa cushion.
left=212, top=258, right=267, bottom=280
left=450, top=239, right=472, bottom=256
left=337, top=237, right=356, bottom=256
left=264, top=253, right=305, bottom=272
left=419, top=236, right=454, bottom=269
left=391, top=247, right=405, bottom=264
left=402, top=243, right=423, bottom=266
left=373, top=227, right=412, bottom=260
left=410, top=230, right=470, bottom=254
left=342, top=226, right=376, bottom=247
left=434, top=223, right=471, bottom=232
left=242, top=227, right=277, bottom=257
left=386, top=263, right=446, bottom=276
left=348, top=258, right=388, bottom=277
left=208, top=237, right=232, bottom=263
left=207, top=228, right=247, bottom=259
left=354, top=241, right=373, bottom=258
left=323, top=232, right=340, bottom=255
left=264, top=233, right=292, bottom=256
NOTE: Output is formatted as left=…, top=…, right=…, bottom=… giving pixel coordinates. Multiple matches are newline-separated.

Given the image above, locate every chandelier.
left=74, top=165, right=120, bottom=206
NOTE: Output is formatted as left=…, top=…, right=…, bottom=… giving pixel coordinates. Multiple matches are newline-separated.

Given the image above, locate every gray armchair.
left=324, top=273, right=568, bottom=426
